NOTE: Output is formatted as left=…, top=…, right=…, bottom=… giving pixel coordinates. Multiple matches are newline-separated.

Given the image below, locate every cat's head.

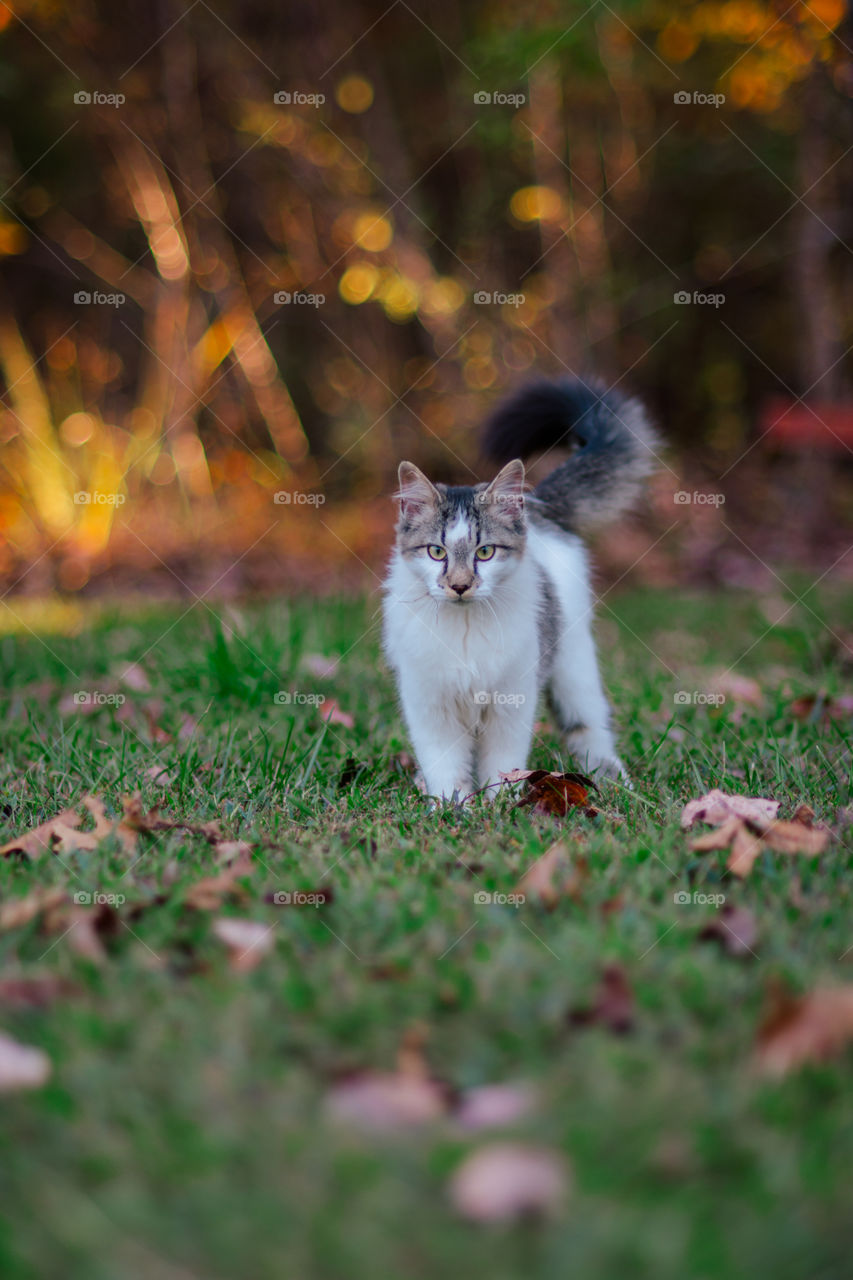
left=394, top=459, right=526, bottom=603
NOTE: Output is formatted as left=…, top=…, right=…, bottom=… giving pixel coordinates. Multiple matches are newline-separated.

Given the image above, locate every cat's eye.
left=475, top=545, right=496, bottom=561
left=427, top=545, right=447, bottom=560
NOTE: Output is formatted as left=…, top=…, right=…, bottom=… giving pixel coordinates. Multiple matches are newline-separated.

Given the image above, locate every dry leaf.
left=569, top=963, right=635, bottom=1033
left=756, top=983, right=853, bottom=1076
left=0, top=887, right=68, bottom=930
left=515, top=841, right=587, bottom=908
left=789, top=693, right=853, bottom=724
left=0, top=1033, right=51, bottom=1091
left=0, top=795, right=137, bottom=860
left=681, top=790, right=779, bottom=831
left=698, top=904, right=758, bottom=957
left=449, top=1144, right=568, bottom=1222
left=144, top=765, right=176, bottom=788
left=322, top=699, right=354, bottom=729
left=185, top=852, right=254, bottom=911
left=212, top=917, right=274, bottom=972
left=711, top=673, right=763, bottom=708
left=0, top=974, right=75, bottom=1008
left=117, top=662, right=151, bottom=692
left=455, top=1083, right=535, bottom=1131
left=302, top=653, right=340, bottom=679
left=501, top=769, right=599, bottom=818
left=326, top=1072, right=448, bottom=1131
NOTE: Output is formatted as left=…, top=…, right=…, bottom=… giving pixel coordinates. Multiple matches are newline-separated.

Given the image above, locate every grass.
left=0, top=581, right=852, bottom=1279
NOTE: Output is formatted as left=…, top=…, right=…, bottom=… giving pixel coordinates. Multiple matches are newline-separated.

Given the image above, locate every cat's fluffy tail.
left=481, top=377, right=660, bottom=534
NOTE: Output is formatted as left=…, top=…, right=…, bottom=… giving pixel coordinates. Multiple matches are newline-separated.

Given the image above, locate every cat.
left=382, top=377, right=660, bottom=801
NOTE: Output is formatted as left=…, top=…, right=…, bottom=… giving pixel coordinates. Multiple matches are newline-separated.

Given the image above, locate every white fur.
left=382, top=521, right=621, bottom=800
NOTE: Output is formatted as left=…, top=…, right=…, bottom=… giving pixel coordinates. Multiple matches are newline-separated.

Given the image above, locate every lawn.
left=0, top=581, right=852, bottom=1280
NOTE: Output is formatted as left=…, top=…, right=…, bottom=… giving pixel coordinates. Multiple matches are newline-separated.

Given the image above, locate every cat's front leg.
left=398, top=678, right=474, bottom=801
left=476, top=679, right=538, bottom=798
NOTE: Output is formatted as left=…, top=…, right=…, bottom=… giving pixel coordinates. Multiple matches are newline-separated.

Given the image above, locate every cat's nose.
left=449, top=582, right=468, bottom=595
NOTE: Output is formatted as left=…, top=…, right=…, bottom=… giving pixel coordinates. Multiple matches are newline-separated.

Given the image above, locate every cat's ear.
left=396, top=461, right=439, bottom=518
left=484, top=459, right=525, bottom=512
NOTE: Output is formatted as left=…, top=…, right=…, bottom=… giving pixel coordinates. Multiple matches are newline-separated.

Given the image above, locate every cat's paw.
left=588, top=755, right=631, bottom=786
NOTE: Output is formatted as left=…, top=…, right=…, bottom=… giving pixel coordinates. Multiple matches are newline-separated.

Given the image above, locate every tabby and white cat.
left=382, top=378, right=659, bottom=800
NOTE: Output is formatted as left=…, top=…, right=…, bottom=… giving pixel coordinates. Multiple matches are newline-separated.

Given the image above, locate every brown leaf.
left=0, top=887, right=68, bottom=930
left=326, top=1071, right=448, bottom=1131
left=756, top=983, right=853, bottom=1076
left=212, top=917, right=274, bottom=972
left=698, top=904, right=758, bottom=957
left=569, top=963, right=635, bottom=1033
left=0, top=974, right=75, bottom=1008
left=454, top=1083, right=536, bottom=1131
left=301, top=652, right=340, bottom=679
left=322, top=699, right=354, bottom=729
left=503, top=770, right=598, bottom=818
left=117, top=662, right=151, bottom=692
left=0, top=1033, right=51, bottom=1091
left=681, top=790, right=779, bottom=831
left=184, top=852, right=254, bottom=911
left=0, top=796, right=136, bottom=860
left=789, top=693, right=853, bottom=724
left=449, top=1144, right=569, bottom=1222
left=711, top=672, right=764, bottom=708
left=515, top=841, right=588, bottom=908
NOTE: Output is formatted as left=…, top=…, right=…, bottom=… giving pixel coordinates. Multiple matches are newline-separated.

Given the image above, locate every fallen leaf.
left=789, top=693, right=853, bottom=724
left=756, top=982, right=853, bottom=1076
left=698, top=904, right=758, bottom=957
left=212, top=917, right=274, bottom=972
left=0, top=974, right=75, bottom=1008
left=117, top=662, right=151, bottom=692
left=144, top=765, right=176, bottom=788
left=455, top=1083, right=535, bottom=1131
left=681, top=790, right=779, bottom=831
left=322, top=699, right=354, bottom=729
left=502, top=770, right=599, bottom=818
left=0, top=796, right=137, bottom=860
left=711, top=673, right=763, bottom=707
left=185, top=852, right=254, bottom=911
left=301, top=653, right=340, bottom=679
left=0, top=887, right=68, bottom=930
left=449, top=1144, right=569, bottom=1222
left=569, top=963, right=635, bottom=1033
left=0, top=1033, right=51, bottom=1091
left=326, top=1071, right=448, bottom=1131
left=43, top=901, right=121, bottom=964
left=515, top=841, right=588, bottom=908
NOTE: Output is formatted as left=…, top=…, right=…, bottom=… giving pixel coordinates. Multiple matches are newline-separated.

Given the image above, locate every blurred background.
left=1, top=0, right=852, bottom=605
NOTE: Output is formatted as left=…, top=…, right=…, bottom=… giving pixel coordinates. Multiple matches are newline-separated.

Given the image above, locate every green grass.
left=0, top=583, right=852, bottom=1280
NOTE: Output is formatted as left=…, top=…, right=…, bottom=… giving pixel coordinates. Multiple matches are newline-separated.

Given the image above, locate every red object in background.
left=760, top=398, right=853, bottom=451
